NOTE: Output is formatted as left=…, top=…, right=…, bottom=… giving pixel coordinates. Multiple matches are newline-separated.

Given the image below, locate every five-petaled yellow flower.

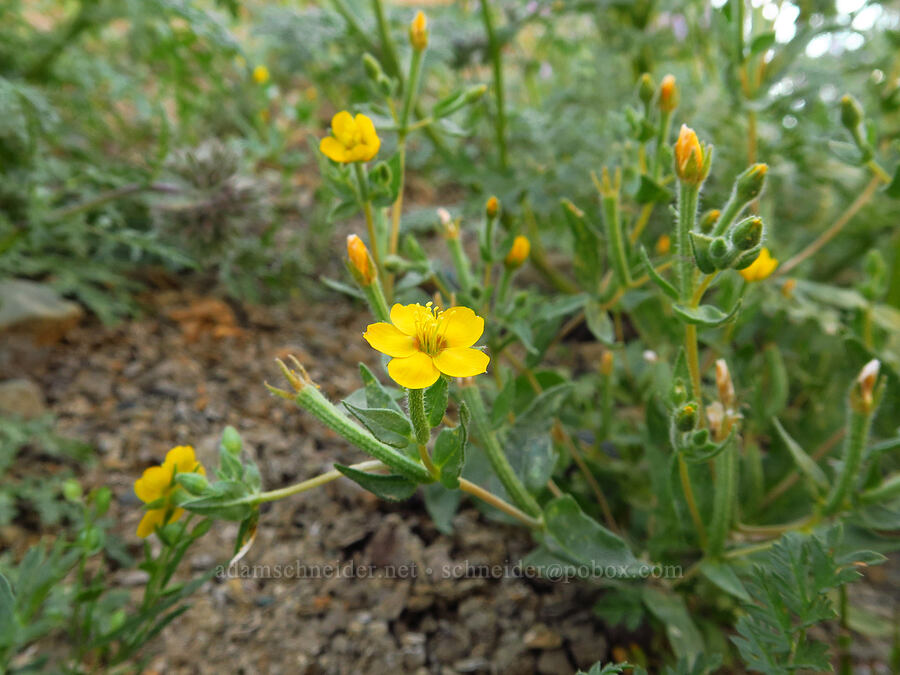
left=364, top=303, right=490, bottom=389
left=739, top=247, right=778, bottom=282
left=320, top=111, right=380, bottom=164
left=134, top=445, right=205, bottom=538
left=253, top=65, right=270, bottom=84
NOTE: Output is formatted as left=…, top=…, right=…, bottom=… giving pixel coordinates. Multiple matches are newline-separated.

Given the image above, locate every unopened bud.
left=505, top=235, right=530, bottom=269
left=735, top=163, right=768, bottom=204
left=362, top=53, right=384, bottom=81
left=675, top=403, right=698, bottom=432
left=781, top=278, right=797, bottom=298
left=715, top=359, right=735, bottom=409
left=598, top=166, right=622, bottom=198
left=486, top=196, right=500, bottom=219
left=410, top=11, right=428, bottom=51
left=658, top=74, right=678, bottom=113
left=856, top=359, right=880, bottom=411
left=674, top=125, right=712, bottom=185
left=840, top=94, right=864, bottom=132
left=463, top=84, right=487, bottom=104
left=600, top=351, right=614, bottom=376
left=347, top=234, right=377, bottom=285
left=699, top=209, right=721, bottom=234
left=706, top=401, right=725, bottom=437
left=638, top=73, right=655, bottom=106
left=655, top=233, right=671, bottom=255
left=730, top=216, right=764, bottom=251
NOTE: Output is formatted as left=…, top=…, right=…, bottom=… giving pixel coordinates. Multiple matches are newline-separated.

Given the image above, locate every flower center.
left=414, top=304, right=448, bottom=356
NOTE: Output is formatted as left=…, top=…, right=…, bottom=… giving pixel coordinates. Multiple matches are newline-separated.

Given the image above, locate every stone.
left=0, top=279, right=82, bottom=342
left=0, top=378, right=47, bottom=419
left=524, top=623, right=564, bottom=650
left=537, top=648, right=572, bottom=675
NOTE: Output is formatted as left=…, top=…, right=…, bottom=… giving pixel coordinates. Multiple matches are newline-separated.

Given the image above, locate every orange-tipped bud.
left=505, top=235, right=530, bottom=268
left=600, top=351, right=614, bottom=376
left=655, top=233, right=671, bottom=255
left=658, top=74, right=678, bottom=112
left=347, top=234, right=376, bottom=285
left=674, top=125, right=711, bottom=185
left=486, top=196, right=500, bottom=219
left=410, top=11, right=428, bottom=51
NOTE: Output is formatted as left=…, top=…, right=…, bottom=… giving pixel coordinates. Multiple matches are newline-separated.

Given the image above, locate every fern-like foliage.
left=732, top=528, right=885, bottom=674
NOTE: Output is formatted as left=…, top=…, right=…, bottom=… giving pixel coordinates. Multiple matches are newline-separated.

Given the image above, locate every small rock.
left=537, top=648, right=572, bottom=675
left=0, top=378, right=46, bottom=419
left=0, top=279, right=82, bottom=342
left=524, top=623, right=564, bottom=650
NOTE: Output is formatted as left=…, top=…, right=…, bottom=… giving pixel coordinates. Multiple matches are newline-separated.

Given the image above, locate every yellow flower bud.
left=486, top=196, right=500, bottom=219
left=739, top=247, right=778, bottom=282
left=674, top=124, right=711, bottom=185
left=600, top=351, right=614, bottom=376
left=505, top=235, right=530, bottom=268
left=410, top=11, right=428, bottom=51
left=658, top=74, right=678, bottom=112
left=655, top=233, right=671, bottom=255
left=253, top=65, right=270, bottom=85
left=347, top=234, right=376, bottom=285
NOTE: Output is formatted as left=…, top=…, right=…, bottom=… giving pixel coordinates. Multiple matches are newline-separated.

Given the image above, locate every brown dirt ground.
left=2, top=289, right=619, bottom=674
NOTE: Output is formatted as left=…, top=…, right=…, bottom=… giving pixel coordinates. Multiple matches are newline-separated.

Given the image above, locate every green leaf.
left=885, top=162, right=900, bottom=198
left=343, top=402, right=413, bottom=449
left=432, top=405, right=469, bottom=489
left=0, top=572, right=16, bottom=638
left=633, top=174, right=674, bottom=204
left=585, top=300, right=615, bottom=345
left=672, top=300, right=742, bottom=327
left=179, top=480, right=253, bottom=521
left=749, top=31, right=776, bottom=55
left=639, top=245, right=679, bottom=300
left=771, top=417, right=828, bottom=492
left=541, top=495, right=640, bottom=573
left=425, top=377, right=449, bottom=428
left=423, top=482, right=460, bottom=534
left=699, top=560, right=750, bottom=602
left=642, top=588, right=705, bottom=661
left=334, top=464, right=418, bottom=501
left=359, top=363, right=403, bottom=413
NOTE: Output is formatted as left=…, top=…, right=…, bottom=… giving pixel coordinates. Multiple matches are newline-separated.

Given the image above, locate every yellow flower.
left=410, top=11, right=428, bottom=51
left=134, top=445, right=205, bottom=538
left=485, top=196, right=499, bottom=219
left=319, top=111, right=380, bottom=163
left=363, top=303, right=490, bottom=389
left=505, top=235, right=530, bottom=268
left=739, top=247, right=778, bottom=282
left=252, top=65, right=270, bottom=84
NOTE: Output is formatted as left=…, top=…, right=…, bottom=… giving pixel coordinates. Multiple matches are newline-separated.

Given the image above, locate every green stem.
left=448, top=236, right=473, bottom=294
left=354, top=163, right=383, bottom=275
left=362, top=279, right=391, bottom=322
left=254, top=460, right=385, bottom=504
left=407, top=387, right=437, bottom=476
left=289, top=384, right=432, bottom=482
left=654, top=110, right=672, bottom=180
left=822, top=404, right=875, bottom=516
left=744, top=439, right=764, bottom=514
left=458, top=478, right=544, bottom=529
left=460, top=384, right=542, bottom=518
left=601, top=191, right=631, bottom=287
left=676, top=182, right=699, bottom=301
left=400, top=49, right=424, bottom=132
left=480, top=0, right=508, bottom=170
left=707, top=439, right=737, bottom=557
left=371, top=0, right=401, bottom=79
left=678, top=456, right=708, bottom=548
left=496, top=266, right=513, bottom=306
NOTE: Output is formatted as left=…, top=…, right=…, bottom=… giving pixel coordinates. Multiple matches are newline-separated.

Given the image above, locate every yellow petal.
left=390, top=303, right=427, bottom=336
left=331, top=111, right=356, bottom=145
left=165, top=445, right=199, bottom=474
left=320, top=137, right=348, bottom=163
left=440, top=306, right=484, bottom=348
left=433, top=346, right=490, bottom=378
left=388, top=352, right=441, bottom=389
left=363, top=322, right=418, bottom=357
left=137, top=509, right=165, bottom=538
left=134, top=465, right=171, bottom=503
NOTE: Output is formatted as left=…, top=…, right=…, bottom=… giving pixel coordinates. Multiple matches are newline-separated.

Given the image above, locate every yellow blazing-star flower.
left=739, top=247, right=778, bottom=282
left=253, top=65, right=270, bottom=84
left=319, top=111, right=380, bottom=163
left=674, top=124, right=710, bottom=185
left=134, top=445, right=205, bottom=538
left=364, top=303, right=490, bottom=389
left=410, top=10, right=428, bottom=51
